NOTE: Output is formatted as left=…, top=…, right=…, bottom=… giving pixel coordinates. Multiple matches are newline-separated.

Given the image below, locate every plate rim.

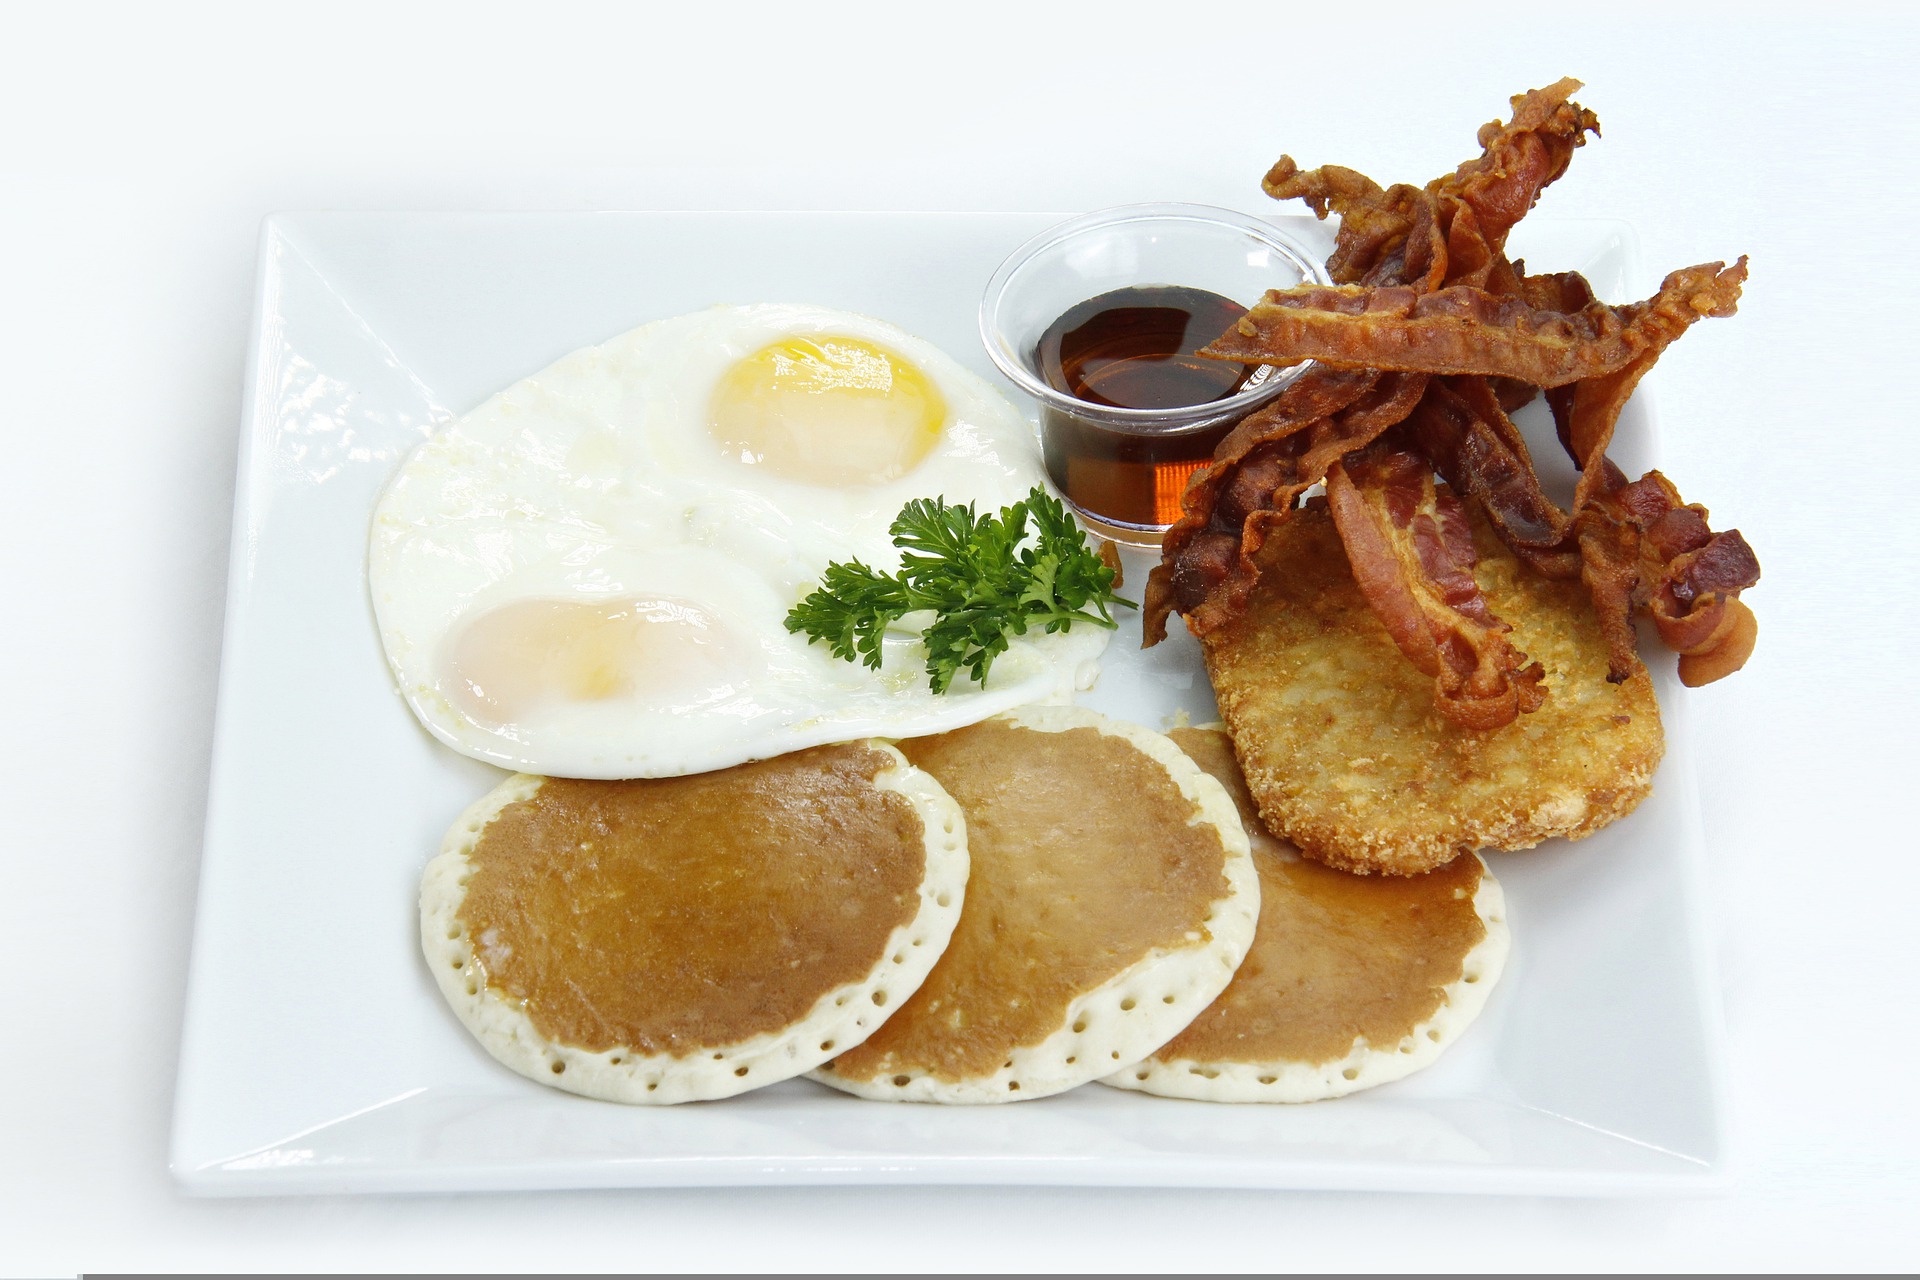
left=172, top=207, right=1727, bottom=1197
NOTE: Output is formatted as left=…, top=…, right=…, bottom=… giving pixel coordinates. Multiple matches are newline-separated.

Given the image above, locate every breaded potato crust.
left=1202, top=498, right=1663, bottom=874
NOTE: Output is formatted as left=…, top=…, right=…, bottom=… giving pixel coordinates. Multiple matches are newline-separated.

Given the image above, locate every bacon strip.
left=1144, top=367, right=1376, bottom=644
left=1200, top=259, right=1748, bottom=388
left=1152, top=84, right=1618, bottom=654
left=1260, top=157, right=1450, bottom=291
left=1265, top=79, right=1597, bottom=294
left=1518, top=268, right=1598, bottom=314
left=1142, top=371, right=1424, bottom=644
left=1145, top=80, right=1759, bottom=719
left=1577, top=469, right=1761, bottom=682
left=1427, top=78, right=1599, bottom=266
left=1207, top=365, right=1380, bottom=469
left=1534, top=260, right=1752, bottom=521
left=1440, top=203, right=1497, bottom=289
left=1325, top=447, right=1545, bottom=730
left=1407, top=377, right=1580, bottom=579
left=1487, top=375, right=1540, bottom=413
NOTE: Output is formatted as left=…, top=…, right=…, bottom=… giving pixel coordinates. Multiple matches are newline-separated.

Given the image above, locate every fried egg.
left=370, top=304, right=1107, bottom=778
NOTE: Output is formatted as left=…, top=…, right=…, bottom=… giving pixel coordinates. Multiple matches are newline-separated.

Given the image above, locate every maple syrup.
left=1033, top=285, right=1263, bottom=541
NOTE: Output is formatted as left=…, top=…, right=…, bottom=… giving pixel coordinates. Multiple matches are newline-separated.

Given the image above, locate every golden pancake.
left=419, top=741, right=967, bottom=1104
left=1202, top=498, right=1664, bottom=875
left=811, top=706, right=1258, bottom=1104
left=1104, top=728, right=1508, bottom=1102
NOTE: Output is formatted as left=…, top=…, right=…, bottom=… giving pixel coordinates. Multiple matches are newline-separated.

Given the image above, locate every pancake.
left=811, top=706, right=1258, bottom=1104
left=1202, top=497, right=1664, bottom=875
left=419, top=741, right=967, bottom=1104
left=1105, top=727, right=1509, bottom=1102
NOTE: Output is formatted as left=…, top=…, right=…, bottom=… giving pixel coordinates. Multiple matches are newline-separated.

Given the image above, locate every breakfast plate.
left=171, top=210, right=1727, bottom=1195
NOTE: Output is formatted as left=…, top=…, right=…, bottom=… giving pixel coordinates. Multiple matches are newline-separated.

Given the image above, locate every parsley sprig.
left=785, top=487, right=1135, bottom=693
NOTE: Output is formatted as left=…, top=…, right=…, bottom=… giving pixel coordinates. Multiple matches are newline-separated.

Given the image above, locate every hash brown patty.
left=1201, top=497, right=1663, bottom=875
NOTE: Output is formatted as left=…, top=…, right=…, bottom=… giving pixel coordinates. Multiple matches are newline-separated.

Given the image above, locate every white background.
left=3, top=2, right=1915, bottom=1272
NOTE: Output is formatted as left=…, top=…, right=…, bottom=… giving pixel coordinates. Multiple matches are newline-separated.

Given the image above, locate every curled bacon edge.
left=1142, top=79, right=1759, bottom=730
left=1325, top=444, right=1546, bottom=731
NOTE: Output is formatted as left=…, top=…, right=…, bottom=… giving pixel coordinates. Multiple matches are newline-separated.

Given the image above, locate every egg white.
left=369, top=303, right=1109, bottom=779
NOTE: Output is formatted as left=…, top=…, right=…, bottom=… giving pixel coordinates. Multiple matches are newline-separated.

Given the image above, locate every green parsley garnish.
left=784, top=487, right=1135, bottom=694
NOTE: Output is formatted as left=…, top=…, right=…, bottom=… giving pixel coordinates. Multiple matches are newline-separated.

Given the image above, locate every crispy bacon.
left=1675, top=600, right=1758, bottom=687
left=1428, top=77, right=1599, bottom=266
left=1541, top=262, right=1749, bottom=516
left=1142, top=371, right=1424, bottom=644
left=1206, top=366, right=1380, bottom=470
left=1488, top=375, right=1540, bottom=413
left=1440, top=203, right=1497, bottom=289
left=1393, top=193, right=1448, bottom=292
left=1267, top=79, right=1597, bottom=295
left=1199, top=259, right=1748, bottom=388
left=1485, top=269, right=1595, bottom=420
left=1573, top=492, right=1645, bottom=683
left=1482, top=252, right=1528, bottom=302
left=1145, top=367, right=1377, bottom=645
left=1577, top=470, right=1761, bottom=682
left=1145, top=374, right=1423, bottom=642
left=1144, top=80, right=1759, bottom=722
left=1262, top=160, right=1438, bottom=288
left=1325, top=447, right=1545, bottom=730
left=1519, top=268, right=1598, bottom=314
left=1407, top=377, right=1580, bottom=578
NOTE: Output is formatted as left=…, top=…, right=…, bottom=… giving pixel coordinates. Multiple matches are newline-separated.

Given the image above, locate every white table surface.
left=3, top=3, right=1914, bottom=1272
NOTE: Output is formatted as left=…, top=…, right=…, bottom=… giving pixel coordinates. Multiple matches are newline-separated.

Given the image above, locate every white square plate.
left=173, top=211, right=1726, bottom=1195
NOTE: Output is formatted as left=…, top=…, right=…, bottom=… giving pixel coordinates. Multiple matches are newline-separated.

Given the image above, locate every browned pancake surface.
left=456, top=743, right=924, bottom=1055
left=827, top=719, right=1228, bottom=1084
left=1160, top=728, right=1485, bottom=1066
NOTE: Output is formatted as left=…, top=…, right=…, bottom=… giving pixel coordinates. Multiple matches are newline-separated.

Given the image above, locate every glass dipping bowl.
left=979, top=203, right=1330, bottom=545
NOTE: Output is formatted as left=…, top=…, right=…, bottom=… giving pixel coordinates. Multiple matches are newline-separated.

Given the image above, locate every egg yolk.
left=708, top=335, right=946, bottom=486
left=442, top=596, right=739, bottom=726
